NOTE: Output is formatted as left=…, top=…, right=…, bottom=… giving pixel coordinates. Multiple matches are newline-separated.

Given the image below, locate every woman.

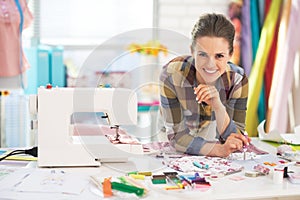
left=159, top=13, right=249, bottom=157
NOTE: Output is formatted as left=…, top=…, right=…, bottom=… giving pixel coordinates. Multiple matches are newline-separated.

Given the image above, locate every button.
left=46, top=84, right=52, bottom=89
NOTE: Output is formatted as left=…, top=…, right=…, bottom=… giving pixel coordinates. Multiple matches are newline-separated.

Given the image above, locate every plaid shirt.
left=159, top=55, right=248, bottom=155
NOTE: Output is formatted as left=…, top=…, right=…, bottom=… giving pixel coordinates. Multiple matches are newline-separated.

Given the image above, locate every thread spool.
left=273, top=168, right=284, bottom=184
left=245, top=171, right=259, bottom=177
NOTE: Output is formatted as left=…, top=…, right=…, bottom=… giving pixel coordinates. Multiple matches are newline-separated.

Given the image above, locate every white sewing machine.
left=30, top=86, right=141, bottom=167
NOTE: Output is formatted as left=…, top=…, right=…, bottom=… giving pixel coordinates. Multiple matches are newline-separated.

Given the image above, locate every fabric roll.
left=250, top=0, right=260, bottom=60
left=257, top=84, right=266, bottom=123
left=266, top=0, right=292, bottom=132
left=268, top=0, right=300, bottom=133
left=257, top=0, right=270, bottom=124
left=258, top=0, right=265, bottom=28
left=257, top=0, right=273, bottom=124
left=249, top=0, right=261, bottom=133
left=245, top=0, right=282, bottom=136
left=291, top=52, right=300, bottom=128
left=241, top=0, right=252, bottom=77
left=264, top=24, right=278, bottom=109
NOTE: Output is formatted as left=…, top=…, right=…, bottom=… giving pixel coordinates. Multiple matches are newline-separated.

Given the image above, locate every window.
left=39, top=0, right=154, bottom=46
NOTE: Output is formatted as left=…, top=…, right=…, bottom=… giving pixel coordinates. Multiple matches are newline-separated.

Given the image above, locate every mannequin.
left=0, top=0, right=33, bottom=89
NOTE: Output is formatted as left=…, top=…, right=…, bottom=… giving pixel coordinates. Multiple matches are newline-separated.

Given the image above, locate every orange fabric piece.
left=103, top=177, right=113, bottom=197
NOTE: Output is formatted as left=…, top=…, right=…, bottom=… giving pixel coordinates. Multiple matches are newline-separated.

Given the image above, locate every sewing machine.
left=30, top=86, right=141, bottom=167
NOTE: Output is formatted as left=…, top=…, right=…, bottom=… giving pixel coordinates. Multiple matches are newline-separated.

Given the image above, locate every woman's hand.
left=201, top=133, right=250, bottom=157
left=194, top=84, right=222, bottom=110
left=220, top=133, right=250, bottom=157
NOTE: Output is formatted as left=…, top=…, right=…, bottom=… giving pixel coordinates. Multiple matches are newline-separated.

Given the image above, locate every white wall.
left=63, top=0, right=231, bottom=86
left=158, top=0, right=230, bottom=37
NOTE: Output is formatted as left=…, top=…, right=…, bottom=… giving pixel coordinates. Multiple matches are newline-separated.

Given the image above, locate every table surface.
left=1, top=138, right=300, bottom=200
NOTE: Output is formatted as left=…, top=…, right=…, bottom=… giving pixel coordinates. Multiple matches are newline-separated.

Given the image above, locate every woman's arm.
left=194, top=72, right=249, bottom=156
left=160, top=67, right=208, bottom=155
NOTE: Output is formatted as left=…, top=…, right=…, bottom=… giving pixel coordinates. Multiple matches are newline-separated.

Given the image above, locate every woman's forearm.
left=214, top=104, right=230, bottom=135
left=200, top=142, right=226, bottom=157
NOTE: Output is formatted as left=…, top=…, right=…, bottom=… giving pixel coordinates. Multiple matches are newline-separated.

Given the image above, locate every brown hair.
left=191, top=13, right=235, bottom=55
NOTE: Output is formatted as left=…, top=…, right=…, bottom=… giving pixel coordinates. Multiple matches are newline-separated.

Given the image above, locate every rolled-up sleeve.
left=160, top=66, right=207, bottom=155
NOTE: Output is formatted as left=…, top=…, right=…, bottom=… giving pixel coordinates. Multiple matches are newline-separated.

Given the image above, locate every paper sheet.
left=258, top=120, right=300, bottom=145
left=0, top=167, right=20, bottom=181
left=0, top=167, right=34, bottom=191
left=14, top=169, right=89, bottom=195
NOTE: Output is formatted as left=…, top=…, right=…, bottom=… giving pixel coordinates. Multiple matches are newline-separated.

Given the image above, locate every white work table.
left=1, top=138, right=300, bottom=200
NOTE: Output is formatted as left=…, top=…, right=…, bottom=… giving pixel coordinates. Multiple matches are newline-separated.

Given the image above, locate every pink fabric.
left=0, top=0, right=33, bottom=77
left=236, top=143, right=268, bottom=155
left=72, top=124, right=140, bottom=144
left=142, top=141, right=177, bottom=152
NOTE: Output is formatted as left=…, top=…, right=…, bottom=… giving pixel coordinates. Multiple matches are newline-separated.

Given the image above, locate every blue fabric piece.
left=250, top=0, right=261, bottom=61
left=258, top=81, right=266, bottom=123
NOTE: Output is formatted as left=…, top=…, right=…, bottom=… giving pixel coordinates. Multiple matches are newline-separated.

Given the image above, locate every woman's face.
left=192, top=36, right=232, bottom=84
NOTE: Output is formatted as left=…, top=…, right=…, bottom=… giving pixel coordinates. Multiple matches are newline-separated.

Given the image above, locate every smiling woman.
left=192, top=36, right=231, bottom=85
left=159, top=13, right=249, bottom=158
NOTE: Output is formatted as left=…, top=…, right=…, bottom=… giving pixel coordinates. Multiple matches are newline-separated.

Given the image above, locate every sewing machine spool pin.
left=101, top=113, right=111, bottom=125
left=110, top=125, right=120, bottom=141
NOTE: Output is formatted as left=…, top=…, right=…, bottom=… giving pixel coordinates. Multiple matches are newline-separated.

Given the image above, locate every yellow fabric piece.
left=0, top=155, right=37, bottom=161
left=245, top=0, right=282, bottom=136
